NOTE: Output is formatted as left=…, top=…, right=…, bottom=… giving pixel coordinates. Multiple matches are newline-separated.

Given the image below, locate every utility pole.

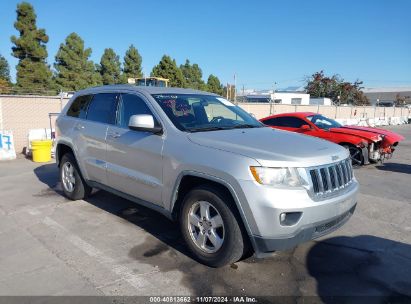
left=270, top=82, right=276, bottom=115
left=234, top=74, right=237, bottom=104
left=226, top=83, right=229, bottom=99
left=59, top=89, right=63, bottom=111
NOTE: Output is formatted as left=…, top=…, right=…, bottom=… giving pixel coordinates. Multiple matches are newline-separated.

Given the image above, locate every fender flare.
left=55, top=140, right=90, bottom=180
left=169, top=170, right=256, bottom=242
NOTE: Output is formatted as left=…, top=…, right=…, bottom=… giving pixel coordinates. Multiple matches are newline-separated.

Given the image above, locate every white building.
left=363, top=87, right=411, bottom=106
left=241, top=89, right=331, bottom=105
left=309, top=97, right=333, bottom=106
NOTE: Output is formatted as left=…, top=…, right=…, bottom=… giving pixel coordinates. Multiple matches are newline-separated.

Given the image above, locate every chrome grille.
left=308, top=158, right=354, bottom=198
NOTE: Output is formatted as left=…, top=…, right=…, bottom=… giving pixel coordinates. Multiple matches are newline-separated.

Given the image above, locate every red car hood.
left=329, top=126, right=404, bottom=144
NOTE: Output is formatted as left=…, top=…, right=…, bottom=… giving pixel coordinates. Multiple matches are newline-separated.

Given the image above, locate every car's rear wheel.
left=60, top=153, right=92, bottom=200
left=343, top=145, right=363, bottom=167
left=180, top=185, right=247, bottom=267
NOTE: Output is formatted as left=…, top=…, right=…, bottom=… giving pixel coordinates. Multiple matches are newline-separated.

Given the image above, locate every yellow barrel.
left=31, top=140, right=53, bottom=163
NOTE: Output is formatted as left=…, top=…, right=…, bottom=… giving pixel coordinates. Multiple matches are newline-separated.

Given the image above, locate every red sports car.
left=260, top=112, right=404, bottom=166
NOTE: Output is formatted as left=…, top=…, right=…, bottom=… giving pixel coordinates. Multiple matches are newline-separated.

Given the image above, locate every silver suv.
left=56, top=85, right=358, bottom=267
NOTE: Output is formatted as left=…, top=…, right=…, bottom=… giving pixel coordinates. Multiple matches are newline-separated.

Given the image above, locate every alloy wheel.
left=62, top=162, right=76, bottom=192
left=187, top=200, right=225, bottom=254
left=348, top=147, right=363, bottom=167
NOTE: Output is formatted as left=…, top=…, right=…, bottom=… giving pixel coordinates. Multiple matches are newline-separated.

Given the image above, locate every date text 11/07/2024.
left=149, top=296, right=258, bottom=303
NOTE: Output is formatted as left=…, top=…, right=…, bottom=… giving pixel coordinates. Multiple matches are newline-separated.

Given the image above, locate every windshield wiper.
left=188, top=124, right=260, bottom=132
left=230, top=124, right=260, bottom=129
left=188, top=126, right=229, bottom=133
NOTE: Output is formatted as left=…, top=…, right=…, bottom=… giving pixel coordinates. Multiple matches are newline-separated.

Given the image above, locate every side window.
left=262, top=118, right=279, bottom=126
left=263, top=117, right=306, bottom=128
left=86, top=93, right=118, bottom=124
left=66, top=95, right=92, bottom=119
left=281, top=117, right=306, bottom=128
left=118, top=93, right=155, bottom=128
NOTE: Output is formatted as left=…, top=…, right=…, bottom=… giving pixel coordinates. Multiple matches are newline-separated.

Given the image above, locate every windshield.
left=307, top=114, right=342, bottom=129
left=151, top=94, right=263, bottom=132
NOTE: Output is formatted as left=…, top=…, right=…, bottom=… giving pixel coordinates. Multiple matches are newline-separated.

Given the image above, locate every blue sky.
left=1, top=0, right=410, bottom=90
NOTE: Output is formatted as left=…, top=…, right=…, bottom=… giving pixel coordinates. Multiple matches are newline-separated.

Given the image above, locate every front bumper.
left=237, top=179, right=359, bottom=254
left=252, top=204, right=356, bottom=254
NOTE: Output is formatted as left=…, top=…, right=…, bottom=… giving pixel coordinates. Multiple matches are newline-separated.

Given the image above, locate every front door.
left=105, top=93, right=164, bottom=206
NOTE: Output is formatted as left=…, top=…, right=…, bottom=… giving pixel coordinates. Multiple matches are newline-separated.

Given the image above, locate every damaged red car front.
left=340, top=125, right=404, bottom=163
left=260, top=112, right=405, bottom=166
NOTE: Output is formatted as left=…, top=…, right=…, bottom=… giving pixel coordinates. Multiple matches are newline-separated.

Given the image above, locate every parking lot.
left=0, top=125, right=410, bottom=301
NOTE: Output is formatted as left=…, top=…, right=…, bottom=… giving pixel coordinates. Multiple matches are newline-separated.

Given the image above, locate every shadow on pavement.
left=307, top=235, right=411, bottom=302
left=33, top=163, right=194, bottom=259
left=33, top=162, right=65, bottom=196
left=375, top=162, right=411, bottom=174
left=33, top=164, right=411, bottom=299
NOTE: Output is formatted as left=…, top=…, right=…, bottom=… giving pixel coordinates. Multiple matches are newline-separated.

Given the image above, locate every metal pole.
left=59, top=90, right=63, bottom=111
left=234, top=74, right=237, bottom=105
left=49, top=114, right=53, bottom=140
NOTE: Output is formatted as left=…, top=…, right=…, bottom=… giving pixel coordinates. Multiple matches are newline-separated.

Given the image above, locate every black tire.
left=180, top=185, right=247, bottom=267
left=60, top=152, right=92, bottom=200
left=342, top=144, right=364, bottom=167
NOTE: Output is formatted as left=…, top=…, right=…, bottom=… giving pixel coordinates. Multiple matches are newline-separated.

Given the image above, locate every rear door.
left=73, top=93, right=119, bottom=185
left=105, top=93, right=164, bottom=205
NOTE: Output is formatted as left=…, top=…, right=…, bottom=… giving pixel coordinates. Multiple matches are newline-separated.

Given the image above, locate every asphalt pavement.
left=0, top=125, right=410, bottom=302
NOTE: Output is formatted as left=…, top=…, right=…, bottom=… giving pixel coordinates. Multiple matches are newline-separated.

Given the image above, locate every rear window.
left=86, top=93, right=119, bottom=124
left=66, top=95, right=93, bottom=119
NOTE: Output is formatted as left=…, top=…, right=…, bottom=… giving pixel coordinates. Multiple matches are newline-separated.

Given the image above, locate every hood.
left=187, top=127, right=349, bottom=168
left=330, top=126, right=404, bottom=144
left=340, top=126, right=404, bottom=144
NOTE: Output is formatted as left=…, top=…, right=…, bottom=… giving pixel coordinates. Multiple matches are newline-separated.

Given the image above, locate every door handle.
left=75, top=124, right=85, bottom=130
left=108, top=132, right=121, bottom=139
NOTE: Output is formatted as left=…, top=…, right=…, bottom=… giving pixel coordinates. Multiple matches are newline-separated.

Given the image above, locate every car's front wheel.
left=180, top=185, right=247, bottom=267
left=343, top=145, right=364, bottom=167
left=60, top=152, right=92, bottom=200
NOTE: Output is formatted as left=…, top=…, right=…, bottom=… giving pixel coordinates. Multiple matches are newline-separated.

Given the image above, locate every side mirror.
left=300, top=124, right=311, bottom=131
left=128, top=114, right=163, bottom=134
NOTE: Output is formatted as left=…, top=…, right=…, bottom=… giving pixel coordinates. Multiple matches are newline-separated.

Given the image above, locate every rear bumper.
left=252, top=203, right=356, bottom=256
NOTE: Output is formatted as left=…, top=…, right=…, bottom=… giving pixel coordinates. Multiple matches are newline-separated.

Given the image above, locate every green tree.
left=180, top=59, right=206, bottom=90
left=206, top=74, right=224, bottom=95
left=123, top=44, right=142, bottom=80
left=0, top=54, right=11, bottom=82
left=395, top=93, right=411, bottom=106
left=305, top=70, right=369, bottom=105
left=151, top=55, right=185, bottom=87
left=10, top=2, right=53, bottom=94
left=0, top=54, right=12, bottom=94
left=54, top=33, right=101, bottom=91
left=100, top=48, right=124, bottom=85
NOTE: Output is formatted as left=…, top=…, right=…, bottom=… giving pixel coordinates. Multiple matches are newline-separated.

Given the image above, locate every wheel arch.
left=338, top=141, right=360, bottom=148
left=170, top=172, right=254, bottom=244
left=56, top=142, right=75, bottom=166
left=339, top=142, right=368, bottom=166
left=55, top=141, right=89, bottom=180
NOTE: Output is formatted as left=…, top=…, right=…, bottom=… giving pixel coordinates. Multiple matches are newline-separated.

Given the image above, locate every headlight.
left=250, top=167, right=309, bottom=187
